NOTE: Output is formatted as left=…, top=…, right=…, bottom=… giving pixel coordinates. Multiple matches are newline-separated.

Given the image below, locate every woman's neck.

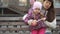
left=42, top=6, right=48, bottom=11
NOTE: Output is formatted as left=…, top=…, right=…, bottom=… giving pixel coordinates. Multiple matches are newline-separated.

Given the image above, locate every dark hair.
left=43, top=0, right=55, bottom=22
left=35, top=0, right=36, bottom=1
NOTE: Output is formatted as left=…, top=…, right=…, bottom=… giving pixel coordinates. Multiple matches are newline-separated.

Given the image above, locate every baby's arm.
left=24, top=14, right=33, bottom=25
left=24, top=15, right=37, bottom=26
left=23, top=11, right=37, bottom=25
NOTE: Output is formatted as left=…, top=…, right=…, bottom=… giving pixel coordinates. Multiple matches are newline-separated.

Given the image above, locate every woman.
left=42, top=0, right=56, bottom=34
left=23, top=0, right=56, bottom=34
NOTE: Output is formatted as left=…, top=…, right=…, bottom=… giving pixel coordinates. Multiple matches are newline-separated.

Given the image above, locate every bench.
left=0, top=17, right=60, bottom=32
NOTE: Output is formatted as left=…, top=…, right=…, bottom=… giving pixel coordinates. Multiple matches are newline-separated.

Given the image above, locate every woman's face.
left=43, top=0, right=52, bottom=9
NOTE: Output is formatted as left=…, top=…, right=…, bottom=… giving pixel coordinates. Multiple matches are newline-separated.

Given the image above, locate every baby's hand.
left=31, top=20, right=37, bottom=26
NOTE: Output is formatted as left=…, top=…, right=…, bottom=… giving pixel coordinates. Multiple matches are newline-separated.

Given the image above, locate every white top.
left=45, top=18, right=56, bottom=32
left=43, top=10, right=56, bottom=32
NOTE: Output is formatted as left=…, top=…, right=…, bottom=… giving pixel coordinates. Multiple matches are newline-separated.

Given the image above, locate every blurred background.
left=0, top=0, right=60, bottom=34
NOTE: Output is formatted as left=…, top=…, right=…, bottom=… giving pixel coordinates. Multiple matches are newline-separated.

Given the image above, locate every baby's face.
left=33, top=8, right=41, bottom=14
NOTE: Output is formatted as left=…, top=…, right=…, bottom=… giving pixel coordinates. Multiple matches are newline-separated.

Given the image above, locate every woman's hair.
left=43, top=0, right=55, bottom=22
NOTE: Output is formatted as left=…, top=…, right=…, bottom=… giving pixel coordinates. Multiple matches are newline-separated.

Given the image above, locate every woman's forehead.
left=44, top=0, right=51, bottom=3
left=44, top=0, right=50, bottom=2
left=45, top=0, right=52, bottom=2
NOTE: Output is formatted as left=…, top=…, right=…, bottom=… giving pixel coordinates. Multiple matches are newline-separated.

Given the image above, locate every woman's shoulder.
left=45, top=18, right=56, bottom=29
left=46, top=18, right=56, bottom=23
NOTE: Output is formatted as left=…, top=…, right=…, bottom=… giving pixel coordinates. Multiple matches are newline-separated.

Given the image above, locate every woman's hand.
left=31, top=20, right=37, bottom=26
left=40, top=17, right=46, bottom=21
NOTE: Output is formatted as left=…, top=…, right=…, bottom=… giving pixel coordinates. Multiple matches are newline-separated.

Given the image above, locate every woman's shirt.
left=45, top=18, right=56, bottom=33
left=41, top=10, right=56, bottom=32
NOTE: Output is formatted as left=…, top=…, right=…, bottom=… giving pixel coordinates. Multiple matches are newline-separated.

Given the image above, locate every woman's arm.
left=44, top=18, right=56, bottom=29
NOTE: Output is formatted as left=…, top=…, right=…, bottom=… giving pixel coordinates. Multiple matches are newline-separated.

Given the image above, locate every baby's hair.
left=39, top=12, right=44, bottom=19
left=33, top=12, right=44, bottom=19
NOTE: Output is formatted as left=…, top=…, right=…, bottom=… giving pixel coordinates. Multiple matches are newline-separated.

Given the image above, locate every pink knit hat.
left=32, top=1, right=42, bottom=10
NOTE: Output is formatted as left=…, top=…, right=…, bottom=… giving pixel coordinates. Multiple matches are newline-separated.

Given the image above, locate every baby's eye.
left=35, top=8, right=40, bottom=10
